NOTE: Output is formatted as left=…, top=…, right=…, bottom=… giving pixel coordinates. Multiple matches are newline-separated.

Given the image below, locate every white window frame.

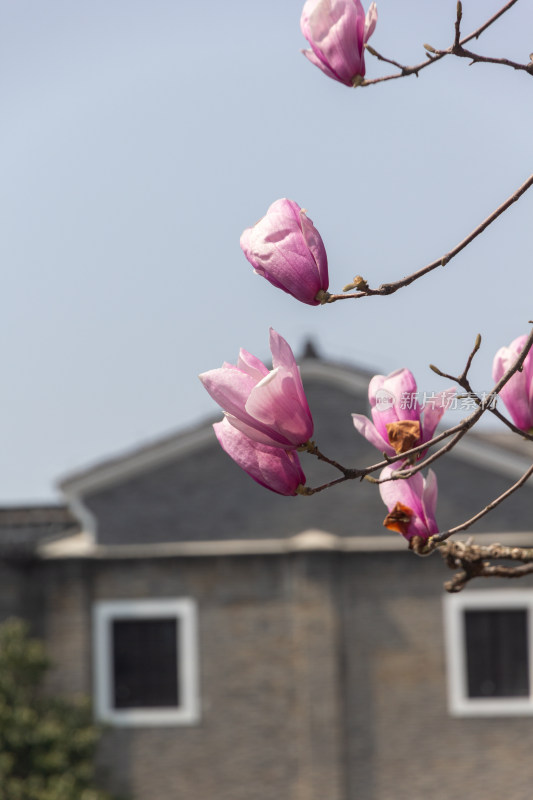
left=93, top=598, right=200, bottom=726
left=444, top=589, right=533, bottom=717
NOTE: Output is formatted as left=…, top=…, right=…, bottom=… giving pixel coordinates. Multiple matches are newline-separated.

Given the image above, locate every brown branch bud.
left=342, top=276, right=369, bottom=292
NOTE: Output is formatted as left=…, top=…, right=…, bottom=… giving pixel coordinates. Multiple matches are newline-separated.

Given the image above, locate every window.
left=444, top=590, right=533, bottom=716
left=93, top=599, right=200, bottom=726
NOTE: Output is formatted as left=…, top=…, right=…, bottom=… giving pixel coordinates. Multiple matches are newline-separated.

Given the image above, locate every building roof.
left=51, top=351, right=533, bottom=552
left=0, top=505, right=80, bottom=556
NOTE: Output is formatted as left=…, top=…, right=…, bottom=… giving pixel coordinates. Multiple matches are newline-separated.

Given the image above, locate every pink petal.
left=369, top=368, right=420, bottom=439
left=304, top=0, right=366, bottom=83
left=241, top=199, right=328, bottom=305
left=364, top=1, right=377, bottom=41
left=224, top=414, right=289, bottom=449
left=422, top=469, right=438, bottom=530
left=421, top=387, right=456, bottom=443
left=352, top=413, right=392, bottom=455
left=383, top=369, right=419, bottom=421
left=493, top=336, right=533, bottom=431
left=301, top=47, right=345, bottom=84
left=239, top=226, right=258, bottom=270
left=492, top=335, right=528, bottom=382
left=199, top=367, right=256, bottom=419
left=214, top=419, right=305, bottom=495
left=299, top=208, right=329, bottom=292
left=379, top=466, right=425, bottom=521
left=237, top=348, right=270, bottom=381
left=379, top=466, right=439, bottom=540
left=245, top=367, right=313, bottom=446
left=201, top=365, right=295, bottom=447
left=301, top=0, right=377, bottom=83
left=269, top=329, right=313, bottom=424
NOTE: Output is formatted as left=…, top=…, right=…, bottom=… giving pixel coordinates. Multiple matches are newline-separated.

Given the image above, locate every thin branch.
left=361, top=326, right=533, bottom=484
left=410, top=535, right=533, bottom=592
left=361, top=45, right=439, bottom=86
left=300, top=440, right=357, bottom=477
left=429, top=334, right=482, bottom=387
left=361, top=0, right=521, bottom=87
left=460, top=0, right=519, bottom=44
left=301, top=329, right=533, bottom=500
left=433, top=1, right=533, bottom=76
left=488, top=405, right=533, bottom=440
left=445, top=540, right=533, bottom=562
left=437, top=540, right=533, bottom=592
left=453, top=1, right=463, bottom=49
left=299, top=475, right=352, bottom=495
left=444, top=561, right=533, bottom=593
left=303, top=410, right=481, bottom=488
left=326, top=173, right=533, bottom=302
left=431, top=333, right=533, bottom=441
left=372, top=418, right=474, bottom=483
left=442, top=46, right=533, bottom=74
left=432, top=462, right=533, bottom=543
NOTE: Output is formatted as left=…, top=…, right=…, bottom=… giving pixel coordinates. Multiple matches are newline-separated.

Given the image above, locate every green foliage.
left=0, top=618, right=118, bottom=800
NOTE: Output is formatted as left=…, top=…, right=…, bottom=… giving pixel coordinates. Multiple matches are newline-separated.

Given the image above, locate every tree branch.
left=436, top=539, right=533, bottom=592
left=354, top=326, right=533, bottom=485
left=361, top=0, right=523, bottom=87
left=432, top=1, right=533, bottom=76
left=432, top=461, right=533, bottom=544
left=326, top=173, right=533, bottom=302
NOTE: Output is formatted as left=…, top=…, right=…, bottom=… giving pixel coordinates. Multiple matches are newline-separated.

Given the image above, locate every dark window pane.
left=112, top=618, right=180, bottom=709
left=464, top=609, right=529, bottom=698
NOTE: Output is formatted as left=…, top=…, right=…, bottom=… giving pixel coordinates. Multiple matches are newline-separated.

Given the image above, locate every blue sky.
left=1, top=0, right=532, bottom=502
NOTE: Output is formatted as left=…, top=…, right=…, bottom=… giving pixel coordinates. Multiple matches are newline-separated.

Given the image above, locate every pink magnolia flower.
left=300, top=0, right=378, bottom=87
left=379, top=466, right=439, bottom=542
left=213, top=418, right=306, bottom=495
left=240, top=199, right=329, bottom=306
left=352, top=368, right=455, bottom=459
left=492, top=334, right=533, bottom=433
left=199, top=329, right=313, bottom=450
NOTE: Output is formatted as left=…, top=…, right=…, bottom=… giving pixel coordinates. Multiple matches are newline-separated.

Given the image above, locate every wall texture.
left=8, top=550, right=533, bottom=800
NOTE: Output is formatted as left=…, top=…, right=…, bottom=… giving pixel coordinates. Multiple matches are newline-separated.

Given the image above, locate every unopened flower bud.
left=300, top=0, right=378, bottom=87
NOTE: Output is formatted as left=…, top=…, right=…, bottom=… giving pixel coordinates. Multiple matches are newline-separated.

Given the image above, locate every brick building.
left=1, top=350, right=533, bottom=799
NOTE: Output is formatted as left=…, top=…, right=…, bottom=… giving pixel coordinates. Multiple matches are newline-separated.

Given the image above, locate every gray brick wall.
left=91, top=554, right=346, bottom=800
left=7, top=551, right=533, bottom=800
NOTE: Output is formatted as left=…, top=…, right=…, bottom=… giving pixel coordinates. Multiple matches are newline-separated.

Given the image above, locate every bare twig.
left=433, top=1, right=533, bottom=76
left=301, top=440, right=357, bottom=477
left=444, top=561, right=533, bottom=592
left=460, top=0, right=519, bottom=44
left=453, top=1, right=463, bottom=49
left=409, top=536, right=533, bottom=591
left=301, top=412, right=477, bottom=493
left=326, top=174, right=533, bottom=302
left=445, top=540, right=533, bottom=563
left=302, top=328, right=533, bottom=495
left=432, top=333, right=533, bottom=441
left=437, top=45, right=533, bottom=75
left=298, top=475, right=352, bottom=495
left=351, top=327, right=533, bottom=485
left=488, top=405, right=533, bottom=441
left=433, top=461, right=533, bottom=543
left=361, top=0, right=523, bottom=87
left=437, top=540, right=533, bottom=592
